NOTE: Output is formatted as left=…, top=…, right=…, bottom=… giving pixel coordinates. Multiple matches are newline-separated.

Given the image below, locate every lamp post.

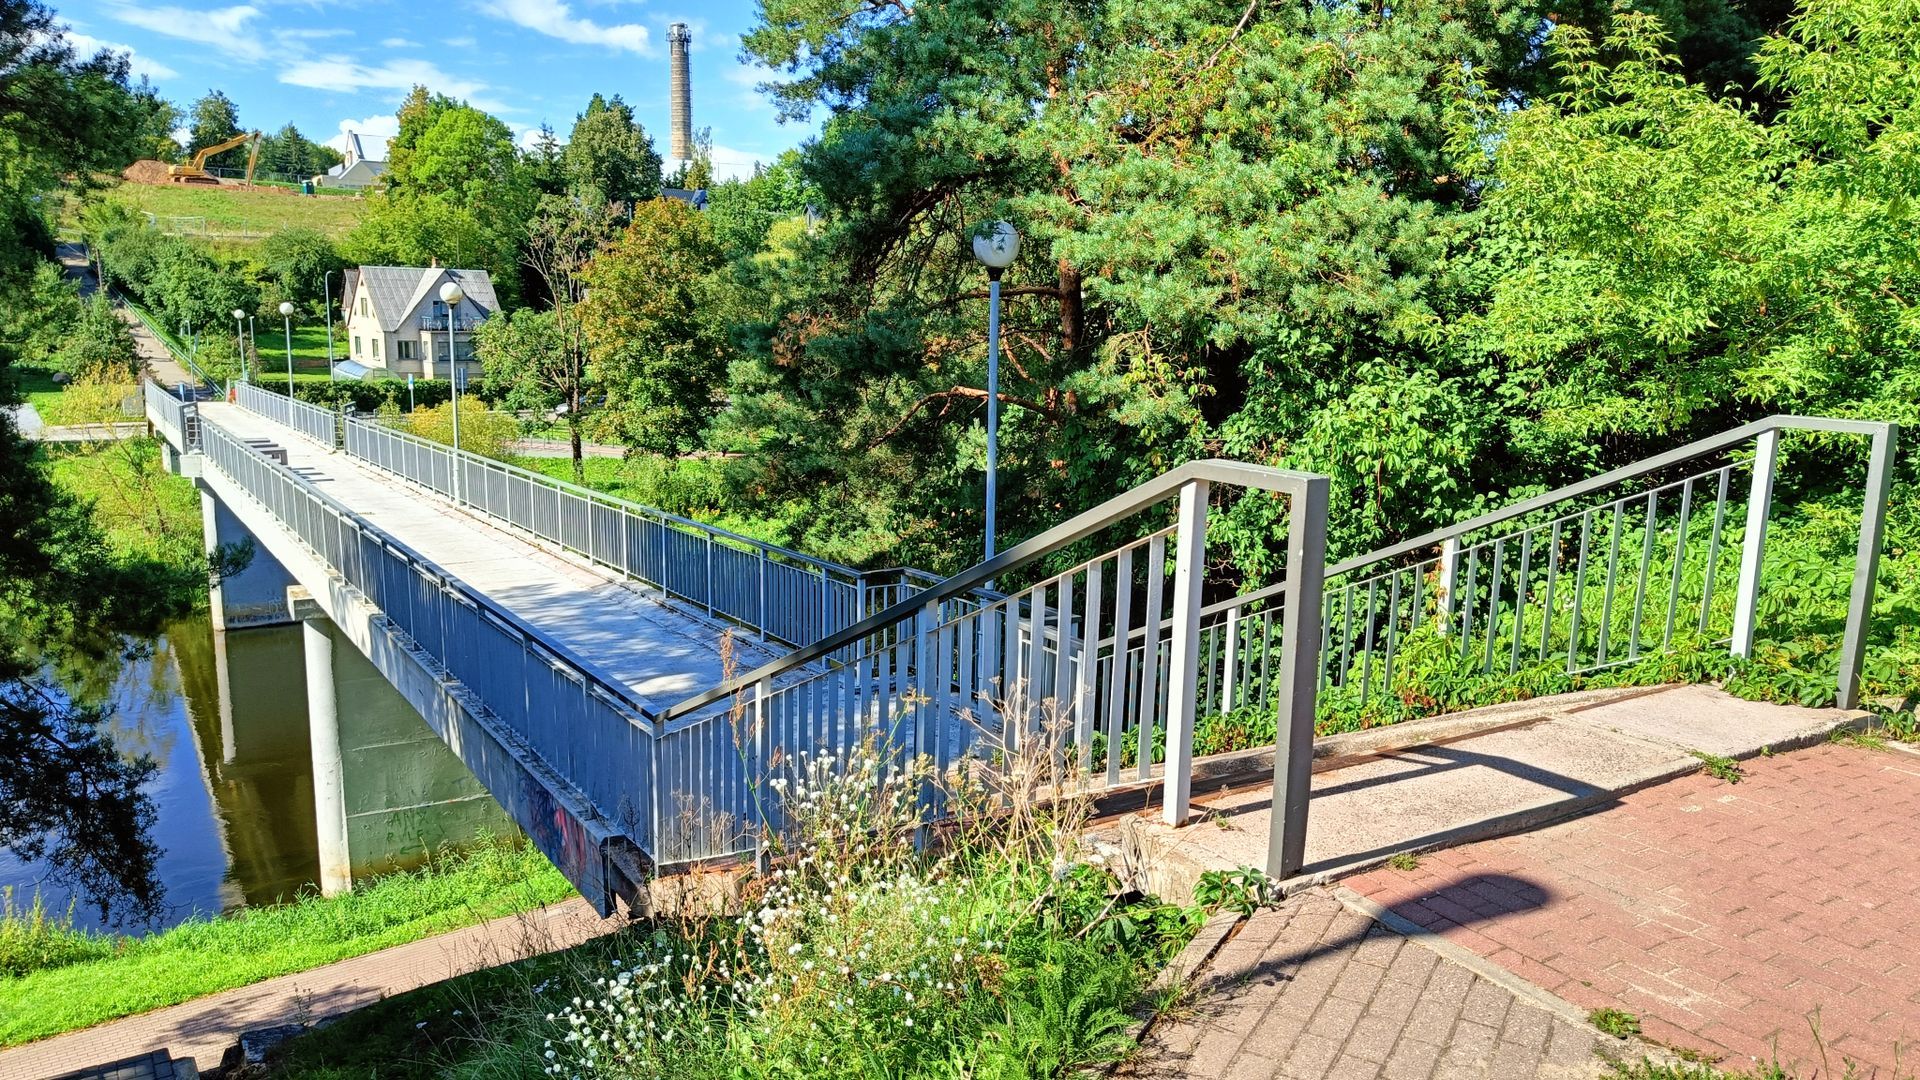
left=279, top=300, right=296, bottom=396
left=971, top=221, right=1019, bottom=568
left=440, top=280, right=465, bottom=502
left=232, top=308, right=248, bottom=383
left=322, top=270, right=337, bottom=379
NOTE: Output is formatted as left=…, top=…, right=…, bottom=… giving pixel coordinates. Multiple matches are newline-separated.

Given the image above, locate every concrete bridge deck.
left=194, top=401, right=784, bottom=713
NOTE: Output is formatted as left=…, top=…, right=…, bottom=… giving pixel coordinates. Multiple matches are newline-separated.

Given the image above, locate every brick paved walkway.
left=1123, top=889, right=1607, bottom=1079
left=0, top=898, right=619, bottom=1079
left=1346, top=743, right=1920, bottom=1077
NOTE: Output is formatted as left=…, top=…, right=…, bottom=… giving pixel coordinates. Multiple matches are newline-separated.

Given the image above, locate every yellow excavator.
left=169, top=130, right=263, bottom=185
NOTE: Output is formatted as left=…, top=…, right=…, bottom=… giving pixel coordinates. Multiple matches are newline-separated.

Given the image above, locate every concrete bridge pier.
left=291, top=590, right=353, bottom=897
left=202, top=485, right=296, bottom=631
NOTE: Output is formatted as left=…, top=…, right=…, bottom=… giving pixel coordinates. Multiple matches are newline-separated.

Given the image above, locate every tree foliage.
left=581, top=199, right=729, bottom=455
left=564, top=93, right=663, bottom=208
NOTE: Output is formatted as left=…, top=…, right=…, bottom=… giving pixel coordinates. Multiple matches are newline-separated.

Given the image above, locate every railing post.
left=1268, top=475, right=1329, bottom=881
left=820, top=565, right=832, bottom=641
left=705, top=530, right=715, bottom=615
left=1730, top=429, right=1780, bottom=658
left=1437, top=536, right=1459, bottom=633
left=1836, top=425, right=1898, bottom=709
left=753, top=678, right=770, bottom=874
left=1220, top=605, right=1241, bottom=714
left=1161, top=479, right=1210, bottom=826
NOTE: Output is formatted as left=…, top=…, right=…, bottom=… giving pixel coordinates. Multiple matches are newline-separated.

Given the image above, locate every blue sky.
left=52, top=0, right=812, bottom=180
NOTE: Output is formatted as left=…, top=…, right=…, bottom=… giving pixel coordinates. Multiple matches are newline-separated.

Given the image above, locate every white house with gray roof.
left=341, top=265, right=499, bottom=383
left=315, top=131, right=387, bottom=190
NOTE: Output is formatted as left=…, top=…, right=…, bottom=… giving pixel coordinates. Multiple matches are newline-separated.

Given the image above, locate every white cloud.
left=170, top=126, right=191, bottom=149
left=64, top=30, right=179, bottom=81
left=447, top=36, right=477, bottom=47
left=380, top=36, right=417, bottom=48
left=708, top=145, right=776, bottom=183
left=111, top=4, right=265, bottom=63
left=281, top=57, right=504, bottom=111
left=517, top=125, right=561, bottom=151
left=327, top=115, right=400, bottom=157
left=483, top=0, right=652, bottom=56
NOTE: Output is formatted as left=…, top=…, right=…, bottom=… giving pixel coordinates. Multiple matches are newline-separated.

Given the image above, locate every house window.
left=359, top=297, right=369, bottom=317
left=397, top=340, right=414, bottom=360
left=373, top=338, right=382, bottom=359
left=353, top=336, right=362, bottom=356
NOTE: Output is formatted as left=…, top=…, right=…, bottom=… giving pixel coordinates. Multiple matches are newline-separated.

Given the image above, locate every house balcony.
left=419, top=313, right=486, bottom=332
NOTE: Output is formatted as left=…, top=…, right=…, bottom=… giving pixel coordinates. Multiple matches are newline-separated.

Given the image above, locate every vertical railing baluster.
left=1460, top=545, right=1480, bottom=658
left=1540, top=520, right=1561, bottom=662
left=1597, top=502, right=1624, bottom=666
left=1628, top=491, right=1657, bottom=660
left=1137, top=533, right=1166, bottom=783
left=1162, top=479, right=1209, bottom=825
left=1482, top=539, right=1503, bottom=673
left=1360, top=579, right=1378, bottom=707
left=1104, top=545, right=1132, bottom=786
left=1511, top=531, right=1532, bottom=675
left=1383, top=571, right=1402, bottom=700
left=1221, top=605, right=1241, bottom=714
left=1076, top=560, right=1103, bottom=775
left=1567, top=511, right=1593, bottom=671
left=1663, top=476, right=1694, bottom=649
left=1700, top=467, right=1732, bottom=634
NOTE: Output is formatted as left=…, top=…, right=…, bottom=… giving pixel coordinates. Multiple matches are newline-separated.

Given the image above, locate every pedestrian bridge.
left=144, top=382, right=1895, bottom=915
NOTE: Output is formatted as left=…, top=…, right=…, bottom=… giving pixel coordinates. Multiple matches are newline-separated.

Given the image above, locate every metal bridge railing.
left=196, top=418, right=661, bottom=902
left=235, top=383, right=340, bottom=448
left=144, top=380, right=199, bottom=450
left=1198, top=415, right=1897, bottom=719
left=657, top=461, right=1331, bottom=880
left=322, top=408, right=947, bottom=650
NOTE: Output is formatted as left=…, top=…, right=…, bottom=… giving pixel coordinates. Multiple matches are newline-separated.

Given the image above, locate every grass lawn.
left=255, top=323, right=341, bottom=374
left=102, top=180, right=368, bottom=240
left=37, top=439, right=202, bottom=565
left=0, top=839, right=573, bottom=1048
left=10, top=362, right=64, bottom=417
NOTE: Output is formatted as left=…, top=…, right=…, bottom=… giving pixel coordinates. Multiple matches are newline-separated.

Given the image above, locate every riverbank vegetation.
left=0, top=837, right=574, bottom=1047
left=264, top=743, right=1206, bottom=1080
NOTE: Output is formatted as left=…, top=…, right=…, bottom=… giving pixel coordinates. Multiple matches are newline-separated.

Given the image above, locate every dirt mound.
left=122, top=159, right=171, bottom=184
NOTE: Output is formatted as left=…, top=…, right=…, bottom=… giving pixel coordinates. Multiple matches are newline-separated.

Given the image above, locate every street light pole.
left=322, top=271, right=337, bottom=379
left=280, top=300, right=296, bottom=395
left=440, top=280, right=466, bottom=503
left=232, top=308, right=248, bottom=383
left=971, top=221, right=1020, bottom=568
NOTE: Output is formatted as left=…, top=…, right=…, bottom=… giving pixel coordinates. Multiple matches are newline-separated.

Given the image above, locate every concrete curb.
left=1112, top=908, right=1243, bottom=1070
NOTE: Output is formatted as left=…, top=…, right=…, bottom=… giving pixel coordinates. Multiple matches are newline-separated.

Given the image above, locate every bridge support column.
left=291, top=589, right=353, bottom=897
left=202, top=485, right=296, bottom=630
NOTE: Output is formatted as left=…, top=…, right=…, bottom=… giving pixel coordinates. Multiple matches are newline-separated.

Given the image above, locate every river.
left=0, top=612, right=513, bottom=933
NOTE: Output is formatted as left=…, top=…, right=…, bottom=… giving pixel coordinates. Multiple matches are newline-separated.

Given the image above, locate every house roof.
left=345, top=266, right=500, bottom=333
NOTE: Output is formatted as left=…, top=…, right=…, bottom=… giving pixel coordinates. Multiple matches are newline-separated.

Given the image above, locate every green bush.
left=0, top=890, right=114, bottom=979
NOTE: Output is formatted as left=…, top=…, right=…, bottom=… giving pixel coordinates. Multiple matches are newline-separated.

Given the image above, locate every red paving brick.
left=1345, top=743, right=1920, bottom=1077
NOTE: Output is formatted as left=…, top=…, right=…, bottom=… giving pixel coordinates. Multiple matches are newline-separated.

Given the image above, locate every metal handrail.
left=342, top=411, right=870, bottom=575
left=660, top=459, right=1328, bottom=722
left=1200, top=414, right=1895, bottom=711
left=1205, top=414, right=1891, bottom=620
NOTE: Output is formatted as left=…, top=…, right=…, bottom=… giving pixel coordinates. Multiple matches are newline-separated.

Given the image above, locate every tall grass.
left=0, top=890, right=115, bottom=978
left=267, top=694, right=1209, bottom=1080
left=0, top=837, right=573, bottom=1047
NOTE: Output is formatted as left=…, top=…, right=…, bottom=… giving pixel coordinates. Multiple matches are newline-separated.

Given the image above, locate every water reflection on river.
left=0, top=613, right=509, bottom=932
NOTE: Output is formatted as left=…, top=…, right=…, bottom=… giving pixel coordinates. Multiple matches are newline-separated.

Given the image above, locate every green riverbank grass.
left=0, top=838, right=573, bottom=1048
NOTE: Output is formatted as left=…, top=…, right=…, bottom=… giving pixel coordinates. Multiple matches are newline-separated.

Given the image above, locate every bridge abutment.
left=202, top=485, right=296, bottom=630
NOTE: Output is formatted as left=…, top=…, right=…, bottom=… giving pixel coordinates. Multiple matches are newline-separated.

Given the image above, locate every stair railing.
left=1199, top=415, right=1896, bottom=723
left=655, top=460, right=1331, bottom=880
